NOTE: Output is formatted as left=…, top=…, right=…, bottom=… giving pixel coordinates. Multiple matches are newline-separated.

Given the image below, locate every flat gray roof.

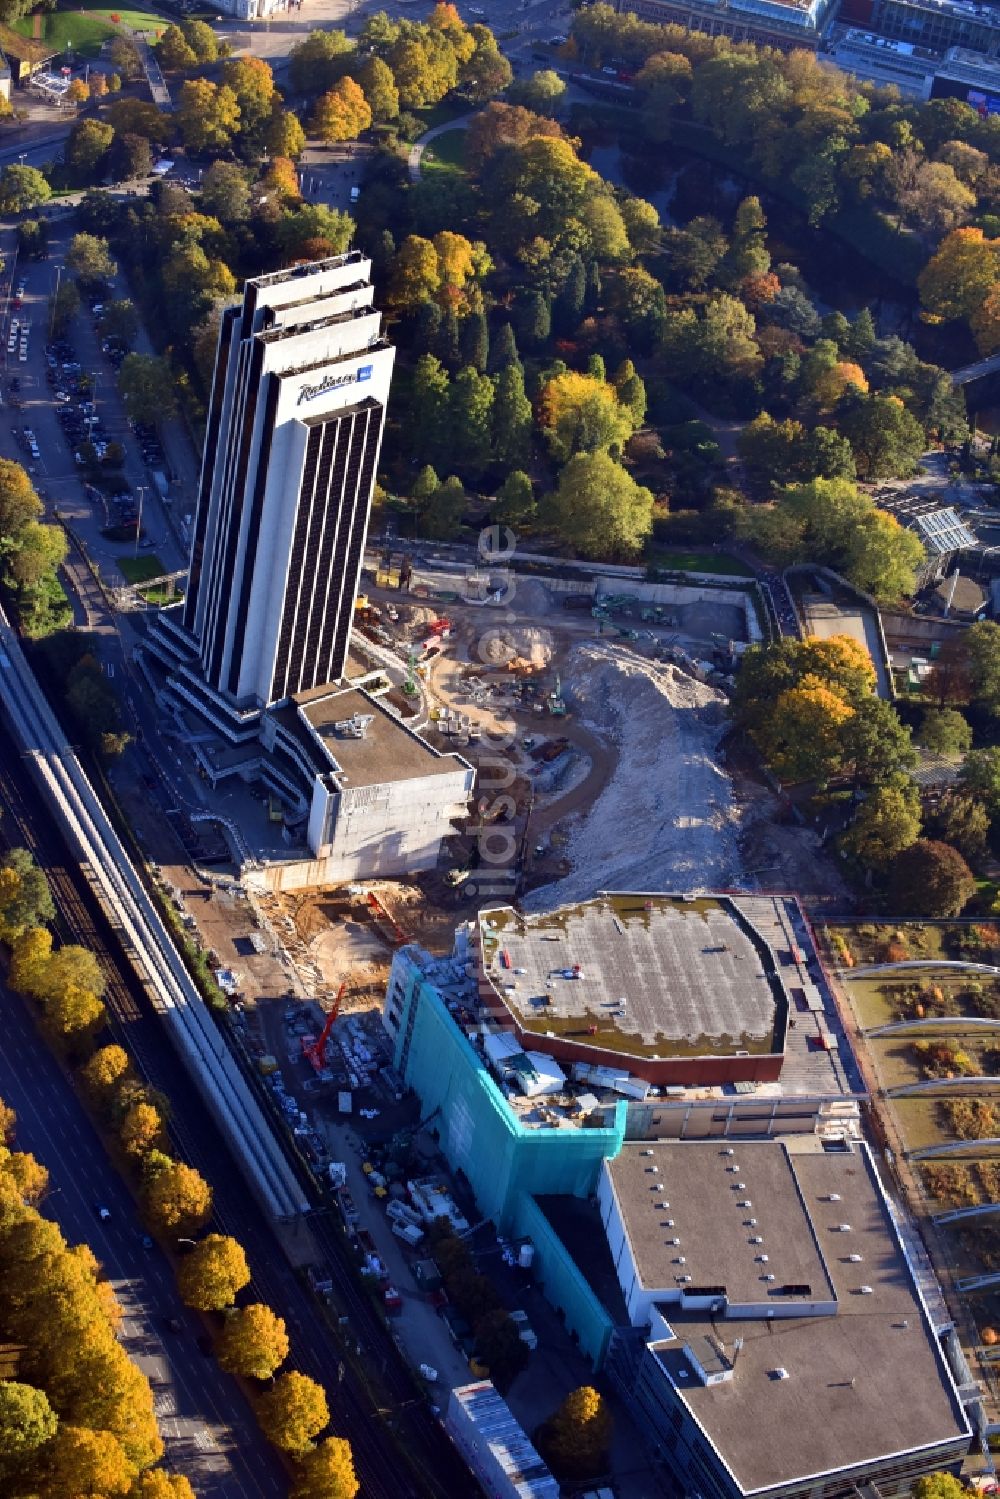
left=609, top=1141, right=834, bottom=1305
left=293, top=685, right=464, bottom=788
left=641, top=1142, right=969, bottom=1493
left=481, top=895, right=783, bottom=1060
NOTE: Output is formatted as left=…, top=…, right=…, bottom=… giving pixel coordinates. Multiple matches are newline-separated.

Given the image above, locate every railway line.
left=0, top=603, right=306, bottom=1225
left=0, top=617, right=475, bottom=1499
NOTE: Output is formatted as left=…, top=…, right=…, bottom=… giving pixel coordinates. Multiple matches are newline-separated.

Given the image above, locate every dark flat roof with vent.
left=608, top=1140, right=834, bottom=1305
left=632, top=1141, right=969, bottom=1492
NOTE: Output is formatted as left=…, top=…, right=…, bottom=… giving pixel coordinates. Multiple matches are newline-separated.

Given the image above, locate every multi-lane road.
left=0, top=961, right=287, bottom=1498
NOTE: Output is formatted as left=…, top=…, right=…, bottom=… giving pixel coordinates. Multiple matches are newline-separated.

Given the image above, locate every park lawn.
left=420, top=127, right=468, bottom=177
left=117, top=553, right=165, bottom=584
left=648, top=549, right=753, bottom=577
left=413, top=95, right=470, bottom=132
left=12, top=2, right=166, bottom=58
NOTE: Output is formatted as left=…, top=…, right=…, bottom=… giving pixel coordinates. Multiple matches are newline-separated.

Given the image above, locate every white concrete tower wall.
left=180, top=255, right=394, bottom=710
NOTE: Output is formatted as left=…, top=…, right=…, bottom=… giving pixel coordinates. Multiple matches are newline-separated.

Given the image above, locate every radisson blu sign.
left=298, top=364, right=373, bottom=406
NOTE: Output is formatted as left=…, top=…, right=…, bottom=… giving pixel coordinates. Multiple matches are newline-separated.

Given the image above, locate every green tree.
left=448, top=366, right=493, bottom=478
left=118, top=354, right=179, bottom=425
left=0, top=1380, right=57, bottom=1459
left=66, top=233, right=117, bottom=287
left=290, top=1437, right=359, bottom=1499
left=108, top=132, right=152, bottom=183
left=839, top=697, right=915, bottom=786
left=216, top=1304, right=290, bottom=1381
left=841, top=393, right=926, bottom=479
left=491, top=360, right=531, bottom=468
left=545, top=452, right=654, bottom=560
left=257, top=1371, right=330, bottom=1454
left=49, top=280, right=80, bottom=340
left=507, top=68, right=566, bottom=115
left=201, top=161, right=252, bottom=223
left=16, top=217, right=47, bottom=260
left=99, top=299, right=139, bottom=347
left=840, top=779, right=921, bottom=868
left=933, top=789, right=991, bottom=861
left=514, top=287, right=550, bottom=349
left=177, top=1233, right=250, bottom=1310
left=0, top=849, right=54, bottom=943
left=966, top=620, right=1000, bottom=716
left=143, top=1159, right=213, bottom=1238
left=289, top=29, right=353, bottom=94
left=67, top=119, right=114, bottom=182
left=419, top=475, right=465, bottom=539
left=959, top=746, right=1000, bottom=817
left=917, top=708, right=972, bottom=757
left=492, top=470, right=535, bottom=528
left=357, top=56, right=399, bottom=121
left=0, top=164, right=51, bottom=215
left=177, top=80, right=241, bottom=155
left=613, top=359, right=647, bottom=428
left=540, top=1385, right=613, bottom=1481
left=888, top=839, right=976, bottom=917
left=155, top=24, right=197, bottom=70
left=473, top=1310, right=529, bottom=1390
left=182, top=18, right=220, bottom=62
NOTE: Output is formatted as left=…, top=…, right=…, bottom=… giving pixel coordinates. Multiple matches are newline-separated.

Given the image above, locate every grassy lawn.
left=420, top=127, right=468, bottom=177
left=414, top=96, right=470, bottom=133
left=647, top=549, right=753, bottom=577
left=117, top=553, right=165, bottom=584
left=13, top=2, right=167, bottom=58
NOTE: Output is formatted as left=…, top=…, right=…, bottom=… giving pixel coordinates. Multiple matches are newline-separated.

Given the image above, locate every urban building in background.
left=147, top=256, right=473, bottom=886
left=617, top=0, right=838, bottom=52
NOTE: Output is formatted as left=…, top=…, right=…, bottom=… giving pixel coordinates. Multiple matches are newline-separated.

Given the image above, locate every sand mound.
left=524, top=643, right=741, bottom=907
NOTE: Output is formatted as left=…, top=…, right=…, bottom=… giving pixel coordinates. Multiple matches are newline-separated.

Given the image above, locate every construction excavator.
left=301, top=981, right=346, bottom=1074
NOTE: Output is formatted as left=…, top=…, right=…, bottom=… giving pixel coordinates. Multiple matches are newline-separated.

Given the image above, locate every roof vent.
left=737, top=1200, right=752, bottom=1208
left=771, top=1368, right=789, bottom=1381
left=763, top=1273, right=776, bottom=1282
left=749, top=1236, right=763, bottom=1244
left=858, top=1286, right=874, bottom=1295
left=727, top=1165, right=740, bottom=1173
left=734, top=1183, right=747, bottom=1191
left=835, top=1224, right=852, bottom=1233
left=668, top=1237, right=680, bottom=1246
left=651, top=1166, right=660, bottom=1174
left=641, top=1149, right=654, bottom=1156
left=679, top=1274, right=692, bottom=1284
left=847, top=1254, right=863, bottom=1263
left=756, top=1254, right=769, bottom=1263
left=678, top=1369, right=689, bottom=1378
left=664, top=1219, right=675, bottom=1228
left=722, top=1148, right=735, bottom=1156
left=676, top=1256, right=686, bottom=1265
left=827, top=1194, right=841, bottom=1202
left=746, top=1218, right=758, bottom=1227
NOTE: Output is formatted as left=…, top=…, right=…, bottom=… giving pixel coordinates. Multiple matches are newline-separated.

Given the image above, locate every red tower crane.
left=301, top=982, right=346, bottom=1074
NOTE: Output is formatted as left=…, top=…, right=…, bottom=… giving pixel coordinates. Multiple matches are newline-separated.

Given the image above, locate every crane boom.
left=301, top=982, right=346, bottom=1073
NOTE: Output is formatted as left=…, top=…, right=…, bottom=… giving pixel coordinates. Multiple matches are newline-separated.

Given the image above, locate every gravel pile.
left=524, top=643, right=742, bottom=908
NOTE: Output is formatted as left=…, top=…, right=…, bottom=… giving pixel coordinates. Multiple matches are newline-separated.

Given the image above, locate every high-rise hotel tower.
left=154, top=253, right=394, bottom=727
left=147, top=256, right=474, bottom=888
